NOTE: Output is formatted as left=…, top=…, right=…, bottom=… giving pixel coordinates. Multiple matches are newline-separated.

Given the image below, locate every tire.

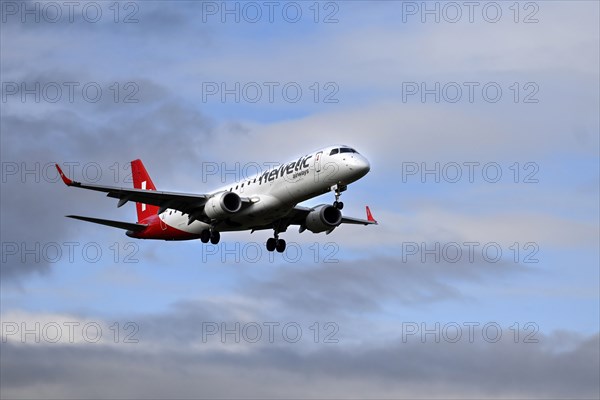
left=210, top=231, right=220, bottom=244
left=200, top=230, right=210, bottom=243
left=276, top=239, right=286, bottom=253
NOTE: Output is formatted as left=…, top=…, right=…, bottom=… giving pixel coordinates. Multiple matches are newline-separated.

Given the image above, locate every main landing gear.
left=266, top=232, right=286, bottom=253
left=332, top=184, right=347, bottom=210
left=200, top=229, right=220, bottom=244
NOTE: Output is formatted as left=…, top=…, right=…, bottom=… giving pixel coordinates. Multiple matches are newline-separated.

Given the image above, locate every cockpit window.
left=340, top=148, right=357, bottom=153
left=329, top=149, right=339, bottom=155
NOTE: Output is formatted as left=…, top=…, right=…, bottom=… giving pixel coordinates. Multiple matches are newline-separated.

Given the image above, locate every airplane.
left=55, top=144, right=377, bottom=253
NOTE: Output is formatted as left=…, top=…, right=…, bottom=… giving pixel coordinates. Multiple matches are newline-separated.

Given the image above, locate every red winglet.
left=55, top=164, right=73, bottom=186
left=366, top=206, right=377, bottom=223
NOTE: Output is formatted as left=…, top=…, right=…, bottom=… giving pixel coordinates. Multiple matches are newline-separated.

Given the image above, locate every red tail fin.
left=131, top=159, right=159, bottom=222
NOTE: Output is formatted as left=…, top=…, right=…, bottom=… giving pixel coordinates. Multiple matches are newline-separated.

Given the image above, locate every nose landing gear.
left=332, top=184, right=347, bottom=210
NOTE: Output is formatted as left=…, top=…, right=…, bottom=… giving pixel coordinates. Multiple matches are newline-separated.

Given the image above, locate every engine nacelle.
left=204, top=192, right=242, bottom=219
left=305, top=205, right=342, bottom=233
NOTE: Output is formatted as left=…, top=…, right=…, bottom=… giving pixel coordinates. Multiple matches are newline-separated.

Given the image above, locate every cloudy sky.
left=1, top=1, right=599, bottom=398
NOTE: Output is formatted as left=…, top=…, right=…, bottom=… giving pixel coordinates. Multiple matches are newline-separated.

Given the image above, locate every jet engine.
left=204, top=192, right=242, bottom=219
left=305, top=205, right=342, bottom=233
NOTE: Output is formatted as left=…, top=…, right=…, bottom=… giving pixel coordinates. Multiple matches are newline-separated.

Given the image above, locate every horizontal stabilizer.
left=66, top=215, right=147, bottom=232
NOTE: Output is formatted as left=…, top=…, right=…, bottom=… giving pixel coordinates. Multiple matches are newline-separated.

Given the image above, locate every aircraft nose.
left=354, top=156, right=370, bottom=177
left=359, top=157, right=370, bottom=173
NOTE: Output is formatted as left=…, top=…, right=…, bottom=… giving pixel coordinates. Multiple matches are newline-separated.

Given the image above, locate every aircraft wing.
left=66, top=215, right=148, bottom=231
left=340, top=214, right=379, bottom=225
left=55, top=164, right=250, bottom=216
left=290, top=205, right=377, bottom=226
left=255, top=204, right=377, bottom=233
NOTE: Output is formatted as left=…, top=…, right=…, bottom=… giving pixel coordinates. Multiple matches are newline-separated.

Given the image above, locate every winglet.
left=366, top=206, right=378, bottom=224
left=55, top=164, right=73, bottom=186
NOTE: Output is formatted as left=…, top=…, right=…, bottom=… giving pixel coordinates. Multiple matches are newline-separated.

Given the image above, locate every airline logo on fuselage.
left=258, top=154, right=313, bottom=184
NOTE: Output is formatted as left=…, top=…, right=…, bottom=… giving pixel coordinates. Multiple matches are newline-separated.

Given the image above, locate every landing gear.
left=200, top=229, right=220, bottom=244
left=200, top=230, right=210, bottom=243
left=266, top=233, right=286, bottom=253
left=332, top=184, right=347, bottom=209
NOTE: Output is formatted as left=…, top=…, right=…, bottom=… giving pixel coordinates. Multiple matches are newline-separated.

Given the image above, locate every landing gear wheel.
left=266, top=238, right=277, bottom=252
left=334, top=201, right=344, bottom=210
left=200, top=230, right=210, bottom=243
left=275, top=239, right=286, bottom=253
left=210, top=231, right=220, bottom=244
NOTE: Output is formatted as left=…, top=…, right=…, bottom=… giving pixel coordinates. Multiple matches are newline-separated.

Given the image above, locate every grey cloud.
left=1, top=331, right=597, bottom=399
left=107, top=255, right=534, bottom=356
left=241, top=256, right=529, bottom=317
left=1, top=80, right=213, bottom=282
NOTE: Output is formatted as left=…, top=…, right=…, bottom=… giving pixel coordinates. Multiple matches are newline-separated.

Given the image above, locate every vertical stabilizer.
left=131, top=159, right=159, bottom=222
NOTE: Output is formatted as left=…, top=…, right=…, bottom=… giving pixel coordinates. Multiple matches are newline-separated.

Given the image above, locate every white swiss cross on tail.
left=130, top=159, right=158, bottom=222
left=141, top=181, right=147, bottom=211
